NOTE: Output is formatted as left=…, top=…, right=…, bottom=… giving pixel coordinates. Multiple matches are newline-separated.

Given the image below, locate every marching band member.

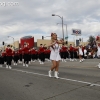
left=69, top=44, right=74, bottom=61
left=67, top=47, right=70, bottom=59
left=2, top=50, right=7, bottom=64
left=13, top=50, right=19, bottom=66
left=35, top=48, right=38, bottom=61
left=1, top=50, right=7, bottom=67
left=23, top=44, right=29, bottom=67
left=65, top=46, right=69, bottom=60
left=61, top=44, right=67, bottom=62
left=73, top=46, right=78, bottom=61
left=10, top=45, right=14, bottom=51
left=38, top=49, right=41, bottom=63
left=19, top=48, right=23, bottom=63
left=0, top=50, right=3, bottom=67
left=38, top=44, right=45, bottom=64
left=44, top=48, right=48, bottom=61
left=92, top=44, right=97, bottom=58
left=28, top=49, right=32, bottom=64
left=6, top=45, right=13, bottom=69
left=31, top=47, right=36, bottom=62
left=48, top=33, right=67, bottom=79
left=45, top=47, right=51, bottom=62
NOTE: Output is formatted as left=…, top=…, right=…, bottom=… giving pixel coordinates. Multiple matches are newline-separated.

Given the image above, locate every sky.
left=0, top=0, right=100, bottom=46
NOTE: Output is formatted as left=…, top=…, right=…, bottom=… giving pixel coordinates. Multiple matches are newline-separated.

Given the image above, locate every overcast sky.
left=0, top=0, right=100, bottom=45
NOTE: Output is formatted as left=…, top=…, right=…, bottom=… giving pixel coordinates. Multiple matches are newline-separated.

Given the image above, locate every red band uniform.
left=6, top=45, right=13, bottom=68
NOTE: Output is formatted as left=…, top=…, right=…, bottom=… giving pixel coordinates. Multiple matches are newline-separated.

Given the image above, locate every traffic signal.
left=65, top=41, right=68, bottom=44
left=79, top=38, right=81, bottom=41
left=2, top=41, right=5, bottom=45
left=42, top=36, right=44, bottom=39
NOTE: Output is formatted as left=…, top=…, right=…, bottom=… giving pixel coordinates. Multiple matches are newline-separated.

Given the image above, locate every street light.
left=8, top=36, right=15, bottom=49
left=52, top=14, right=64, bottom=40
left=57, top=23, right=68, bottom=42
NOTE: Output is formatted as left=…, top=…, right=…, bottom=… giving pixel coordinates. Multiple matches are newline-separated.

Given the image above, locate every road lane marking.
left=10, top=68, right=100, bottom=87
left=12, top=69, right=49, bottom=77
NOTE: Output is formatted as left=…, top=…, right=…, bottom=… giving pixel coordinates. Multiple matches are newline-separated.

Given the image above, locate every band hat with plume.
left=51, top=33, right=54, bottom=36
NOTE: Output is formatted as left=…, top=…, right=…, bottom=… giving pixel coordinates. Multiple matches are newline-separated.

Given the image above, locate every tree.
left=88, top=35, right=96, bottom=47
left=88, top=35, right=95, bottom=44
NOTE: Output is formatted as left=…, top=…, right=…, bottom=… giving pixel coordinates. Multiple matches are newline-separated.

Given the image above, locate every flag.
left=72, top=29, right=81, bottom=35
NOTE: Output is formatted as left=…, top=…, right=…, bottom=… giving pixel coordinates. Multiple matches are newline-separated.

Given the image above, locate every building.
left=37, top=39, right=88, bottom=47
left=37, top=39, right=51, bottom=47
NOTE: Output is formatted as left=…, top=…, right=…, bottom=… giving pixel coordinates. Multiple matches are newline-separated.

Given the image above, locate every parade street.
left=0, top=59, right=100, bottom=100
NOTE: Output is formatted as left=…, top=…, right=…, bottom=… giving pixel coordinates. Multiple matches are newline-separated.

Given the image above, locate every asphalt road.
left=0, top=59, right=100, bottom=100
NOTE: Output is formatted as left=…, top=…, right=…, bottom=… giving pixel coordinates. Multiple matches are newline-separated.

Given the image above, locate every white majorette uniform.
left=50, top=43, right=61, bottom=61
left=79, top=47, right=83, bottom=55
left=97, top=46, right=100, bottom=57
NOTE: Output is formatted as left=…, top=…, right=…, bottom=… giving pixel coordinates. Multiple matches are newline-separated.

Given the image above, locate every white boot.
left=19, top=61, right=20, bottom=63
left=80, top=60, right=82, bottom=63
left=83, top=58, right=85, bottom=61
left=16, top=63, right=17, bottom=65
left=40, top=61, right=42, bottom=64
left=48, top=70, right=52, bottom=77
left=9, top=66, right=12, bottom=69
left=74, top=59, right=77, bottom=61
left=14, top=63, right=15, bottom=65
left=4, top=62, right=6, bottom=64
left=26, top=64, right=28, bottom=67
left=66, top=58, right=68, bottom=60
left=98, top=63, right=100, bottom=68
left=6, top=65, right=8, bottom=69
left=29, top=61, right=31, bottom=64
left=41, top=62, right=44, bottom=64
left=0, top=65, right=2, bottom=67
left=54, top=71, right=59, bottom=79
left=72, top=59, right=74, bottom=61
left=20, top=61, right=22, bottom=63
left=98, top=65, right=100, bottom=68
left=23, top=63, right=25, bottom=66
left=82, top=59, right=84, bottom=62
left=64, top=59, right=66, bottom=62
